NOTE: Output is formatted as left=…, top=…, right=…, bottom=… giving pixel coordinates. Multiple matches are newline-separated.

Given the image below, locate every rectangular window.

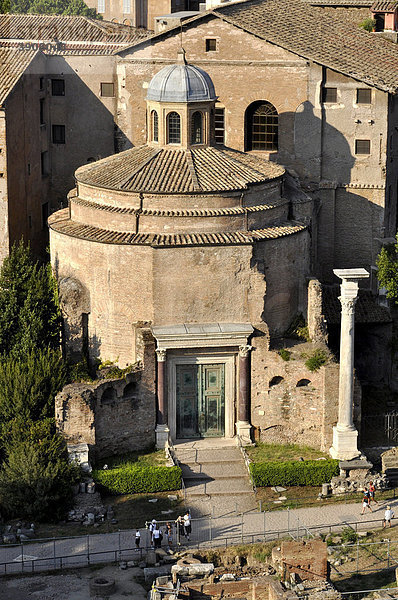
left=42, top=202, right=49, bottom=229
left=40, top=98, right=45, bottom=125
left=100, top=82, right=115, bottom=97
left=51, top=79, right=65, bottom=96
left=356, top=88, right=371, bottom=104
left=322, top=87, right=337, bottom=103
left=39, top=76, right=44, bottom=90
left=123, top=0, right=130, bottom=12
left=214, top=107, right=225, bottom=145
left=52, top=124, right=65, bottom=144
left=355, top=139, right=371, bottom=154
left=206, top=38, right=217, bottom=52
left=97, top=0, right=105, bottom=12
left=41, top=151, right=49, bottom=176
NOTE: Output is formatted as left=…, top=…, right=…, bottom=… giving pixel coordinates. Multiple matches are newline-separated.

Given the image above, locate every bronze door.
left=176, top=363, right=225, bottom=439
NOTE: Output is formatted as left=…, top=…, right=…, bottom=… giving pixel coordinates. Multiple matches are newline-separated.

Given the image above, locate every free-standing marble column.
left=155, top=348, right=169, bottom=449
left=236, top=344, right=253, bottom=445
left=330, top=268, right=369, bottom=460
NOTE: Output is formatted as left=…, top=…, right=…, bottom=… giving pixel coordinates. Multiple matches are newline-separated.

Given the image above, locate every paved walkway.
left=1, top=496, right=397, bottom=575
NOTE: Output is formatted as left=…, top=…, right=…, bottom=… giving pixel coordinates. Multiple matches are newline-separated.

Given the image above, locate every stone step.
left=181, top=463, right=247, bottom=480
left=185, top=478, right=253, bottom=497
left=175, top=449, right=243, bottom=465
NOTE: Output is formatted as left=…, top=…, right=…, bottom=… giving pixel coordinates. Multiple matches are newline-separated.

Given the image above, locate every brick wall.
left=55, top=326, right=156, bottom=459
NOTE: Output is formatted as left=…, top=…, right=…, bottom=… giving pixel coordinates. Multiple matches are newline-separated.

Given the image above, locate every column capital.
left=338, top=295, right=357, bottom=315
left=156, top=348, right=167, bottom=362
left=239, top=345, right=253, bottom=358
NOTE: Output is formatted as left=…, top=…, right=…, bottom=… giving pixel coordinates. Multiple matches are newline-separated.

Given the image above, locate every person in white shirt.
left=135, top=529, right=141, bottom=550
left=384, top=506, right=394, bottom=528
left=183, top=511, right=191, bottom=540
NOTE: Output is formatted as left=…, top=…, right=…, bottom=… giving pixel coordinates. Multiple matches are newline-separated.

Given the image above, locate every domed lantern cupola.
left=146, top=48, right=217, bottom=149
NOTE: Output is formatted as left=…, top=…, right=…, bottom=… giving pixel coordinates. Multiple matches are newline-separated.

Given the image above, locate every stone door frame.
left=167, top=353, right=235, bottom=441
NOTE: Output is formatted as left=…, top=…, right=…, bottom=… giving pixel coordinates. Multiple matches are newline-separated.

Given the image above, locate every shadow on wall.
left=47, top=57, right=132, bottom=209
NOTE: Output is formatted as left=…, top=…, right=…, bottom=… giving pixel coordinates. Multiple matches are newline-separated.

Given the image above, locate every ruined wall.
left=55, top=327, right=156, bottom=459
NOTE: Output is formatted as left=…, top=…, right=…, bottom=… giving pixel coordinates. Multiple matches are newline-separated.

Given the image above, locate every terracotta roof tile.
left=212, top=0, right=398, bottom=92
left=323, top=285, right=391, bottom=324
left=76, top=145, right=285, bottom=193
left=0, top=46, right=38, bottom=106
left=72, top=195, right=288, bottom=215
left=371, top=0, right=398, bottom=11
left=49, top=212, right=307, bottom=246
left=0, top=14, right=149, bottom=54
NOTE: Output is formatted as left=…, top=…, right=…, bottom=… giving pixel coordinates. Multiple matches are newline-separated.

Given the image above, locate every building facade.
left=50, top=57, right=310, bottom=446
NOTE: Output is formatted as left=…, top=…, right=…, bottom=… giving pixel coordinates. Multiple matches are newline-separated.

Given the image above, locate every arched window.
left=191, top=111, right=203, bottom=144
left=167, top=112, right=181, bottom=144
left=152, top=110, right=159, bottom=142
left=245, top=101, right=278, bottom=151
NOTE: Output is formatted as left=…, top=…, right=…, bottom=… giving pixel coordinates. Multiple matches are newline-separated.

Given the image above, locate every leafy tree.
left=0, top=0, right=10, bottom=12
left=0, top=241, right=61, bottom=357
left=376, top=240, right=398, bottom=304
left=0, top=419, right=79, bottom=521
left=0, top=348, right=66, bottom=428
left=10, top=0, right=99, bottom=18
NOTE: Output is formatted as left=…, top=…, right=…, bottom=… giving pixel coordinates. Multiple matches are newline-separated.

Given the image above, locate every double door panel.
left=176, top=363, right=225, bottom=438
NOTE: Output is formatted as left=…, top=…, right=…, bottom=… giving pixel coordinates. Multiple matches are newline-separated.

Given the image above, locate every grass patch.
left=278, top=348, right=291, bottom=361
left=198, top=541, right=280, bottom=567
left=95, top=449, right=167, bottom=469
left=247, top=442, right=329, bottom=462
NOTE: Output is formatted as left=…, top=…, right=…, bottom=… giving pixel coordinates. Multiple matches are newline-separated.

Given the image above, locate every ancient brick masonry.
left=55, top=326, right=156, bottom=460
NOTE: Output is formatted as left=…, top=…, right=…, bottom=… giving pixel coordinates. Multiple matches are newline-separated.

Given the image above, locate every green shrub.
left=250, top=459, right=339, bottom=487
left=340, top=526, right=358, bottom=544
left=93, top=464, right=182, bottom=494
left=305, top=349, right=328, bottom=372
left=278, top=348, right=291, bottom=361
left=285, top=314, right=310, bottom=341
left=359, top=17, right=375, bottom=32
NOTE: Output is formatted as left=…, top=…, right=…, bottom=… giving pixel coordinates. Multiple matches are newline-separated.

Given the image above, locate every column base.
left=155, top=424, right=170, bottom=450
left=329, top=425, right=360, bottom=461
left=236, top=421, right=253, bottom=446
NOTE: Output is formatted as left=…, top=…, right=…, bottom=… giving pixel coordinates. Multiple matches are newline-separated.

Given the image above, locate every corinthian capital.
left=338, top=296, right=357, bottom=315
left=156, top=348, right=167, bottom=362
left=239, top=345, right=253, bottom=358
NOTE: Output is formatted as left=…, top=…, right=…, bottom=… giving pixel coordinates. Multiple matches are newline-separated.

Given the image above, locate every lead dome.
left=146, top=60, right=216, bottom=103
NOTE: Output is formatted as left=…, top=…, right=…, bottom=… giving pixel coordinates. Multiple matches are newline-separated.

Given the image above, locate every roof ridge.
left=185, top=149, right=202, bottom=192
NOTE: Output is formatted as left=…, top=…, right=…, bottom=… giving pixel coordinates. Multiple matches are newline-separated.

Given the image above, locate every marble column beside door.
left=155, top=348, right=169, bottom=449
left=236, top=344, right=253, bottom=445
left=330, top=268, right=369, bottom=460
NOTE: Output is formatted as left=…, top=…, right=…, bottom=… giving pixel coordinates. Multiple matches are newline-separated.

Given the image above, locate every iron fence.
left=0, top=514, right=394, bottom=576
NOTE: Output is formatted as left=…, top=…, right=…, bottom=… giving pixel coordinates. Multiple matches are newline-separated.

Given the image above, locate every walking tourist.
left=135, top=529, right=141, bottom=550
left=176, top=515, right=184, bottom=545
left=153, top=526, right=162, bottom=548
left=165, top=522, right=173, bottom=548
left=383, top=505, right=394, bottom=528
left=369, top=481, right=378, bottom=505
left=149, top=519, right=157, bottom=546
left=183, top=511, right=192, bottom=541
left=361, top=488, right=373, bottom=514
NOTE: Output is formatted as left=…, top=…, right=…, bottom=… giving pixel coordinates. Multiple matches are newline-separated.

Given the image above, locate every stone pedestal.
left=155, top=423, right=170, bottom=450
left=330, top=425, right=359, bottom=461
left=329, top=268, right=369, bottom=461
left=235, top=345, right=253, bottom=445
